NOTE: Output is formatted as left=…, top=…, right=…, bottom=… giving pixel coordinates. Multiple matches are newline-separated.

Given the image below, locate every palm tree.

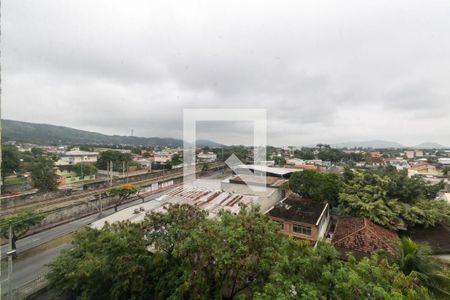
left=393, top=238, right=450, bottom=298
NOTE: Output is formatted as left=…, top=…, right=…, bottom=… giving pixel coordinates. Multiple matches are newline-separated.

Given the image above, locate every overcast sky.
left=3, top=0, right=450, bottom=146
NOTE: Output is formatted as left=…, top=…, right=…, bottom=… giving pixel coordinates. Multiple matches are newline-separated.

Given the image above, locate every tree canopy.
left=1, top=145, right=21, bottom=178
left=339, top=170, right=450, bottom=229
left=387, top=238, right=450, bottom=298
left=97, top=150, right=132, bottom=171
left=289, top=170, right=341, bottom=206
left=73, top=163, right=97, bottom=177
left=30, top=157, right=58, bottom=192
left=0, top=209, right=47, bottom=254
left=48, top=204, right=437, bottom=300
left=109, top=184, right=139, bottom=212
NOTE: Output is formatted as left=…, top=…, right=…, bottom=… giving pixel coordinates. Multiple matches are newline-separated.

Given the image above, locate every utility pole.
left=7, top=225, right=16, bottom=300
left=126, top=162, right=129, bottom=183
left=109, top=161, right=113, bottom=187
left=98, top=192, right=103, bottom=218
left=122, top=161, right=125, bottom=178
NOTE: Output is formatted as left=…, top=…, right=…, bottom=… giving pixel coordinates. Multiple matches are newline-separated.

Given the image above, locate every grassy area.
left=3, top=176, right=28, bottom=186
left=1, top=233, right=73, bottom=264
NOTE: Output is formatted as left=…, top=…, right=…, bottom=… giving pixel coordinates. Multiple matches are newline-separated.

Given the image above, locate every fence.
left=2, top=271, right=48, bottom=300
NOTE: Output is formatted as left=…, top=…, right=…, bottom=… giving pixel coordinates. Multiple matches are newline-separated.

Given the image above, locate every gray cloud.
left=3, top=0, right=450, bottom=146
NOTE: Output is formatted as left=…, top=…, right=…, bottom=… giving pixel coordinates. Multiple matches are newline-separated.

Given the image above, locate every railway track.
left=1, top=163, right=225, bottom=216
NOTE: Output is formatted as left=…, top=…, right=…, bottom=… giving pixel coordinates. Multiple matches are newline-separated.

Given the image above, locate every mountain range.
left=2, top=119, right=448, bottom=149
left=1, top=119, right=222, bottom=148
left=329, top=140, right=448, bottom=149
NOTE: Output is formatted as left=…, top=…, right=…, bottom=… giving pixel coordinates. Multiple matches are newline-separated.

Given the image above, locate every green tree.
left=339, top=170, right=450, bottom=229
left=48, top=204, right=435, bottom=300
left=389, top=238, right=450, bottom=298
left=170, top=153, right=182, bottom=166
left=97, top=150, right=132, bottom=171
left=0, top=209, right=46, bottom=255
left=256, top=242, right=430, bottom=300
left=48, top=222, right=155, bottom=300
left=79, top=145, right=94, bottom=152
left=109, top=184, right=139, bottom=212
left=31, top=147, right=44, bottom=157
left=443, top=167, right=449, bottom=176
left=289, top=170, right=341, bottom=206
left=294, top=148, right=315, bottom=160
left=73, top=163, right=97, bottom=177
left=30, top=158, right=58, bottom=192
left=1, top=145, right=21, bottom=178
left=317, top=148, right=344, bottom=162
left=273, top=156, right=286, bottom=167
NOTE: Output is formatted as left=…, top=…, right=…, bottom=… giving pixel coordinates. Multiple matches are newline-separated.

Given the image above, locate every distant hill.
left=1, top=119, right=223, bottom=148
left=412, top=142, right=449, bottom=149
left=330, top=140, right=406, bottom=149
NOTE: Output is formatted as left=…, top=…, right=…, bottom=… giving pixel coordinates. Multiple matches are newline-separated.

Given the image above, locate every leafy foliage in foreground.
left=387, top=238, right=450, bottom=298
left=48, top=205, right=438, bottom=300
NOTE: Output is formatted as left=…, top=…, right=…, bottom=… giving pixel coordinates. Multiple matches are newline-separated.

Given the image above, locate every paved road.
left=0, top=170, right=228, bottom=293
left=0, top=188, right=176, bottom=293
left=1, top=188, right=173, bottom=258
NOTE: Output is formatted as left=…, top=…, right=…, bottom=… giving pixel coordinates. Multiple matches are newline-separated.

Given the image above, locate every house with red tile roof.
left=332, top=217, right=399, bottom=259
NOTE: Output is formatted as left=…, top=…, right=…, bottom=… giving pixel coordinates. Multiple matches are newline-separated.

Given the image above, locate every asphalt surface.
left=0, top=170, right=228, bottom=293
left=0, top=188, right=175, bottom=292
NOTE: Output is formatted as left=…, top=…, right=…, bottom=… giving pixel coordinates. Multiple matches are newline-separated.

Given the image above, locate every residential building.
left=438, top=158, right=450, bottom=166
left=55, top=150, right=99, bottom=166
left=404, top=150, right=415, bottom=159
left=386, top=158, right=409, bottom=170
left=332, top=217, right=398, bottom=259
left=407, top=163, right=440, bottom=177
left=415, top=150, right=424, bottom=157
left=268, top=195, right=330, bottom=246
left=285, top=158, right=305, bottom=167
left=197, top=151, right=217, bottom=163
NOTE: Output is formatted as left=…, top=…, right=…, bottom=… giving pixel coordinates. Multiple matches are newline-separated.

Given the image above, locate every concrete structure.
left=285, top=158, right=306, bottom=167
left=233, top=164, right=300, bottom=179
left=91, top=182, right=282, bottom=229
left=268, top=195, right=330, bottom=246
left=55, top=150, right=99, bottom=166
left=220, top=175, right=286, bottom=211
left=415, top=150, right=424, bottom=157
left=386, top=158, right=409, bottom=170
left=408, top=163, right=440, bottom=177
left=404, top=150, right=415, bottom=159
left=153, top=151, right=173, bottom=163
left=91, top=200, right=163, bottom=229
left=438, top=158, right=450, bottom=166
left=197, top=151, right=217, bottom=163
left=440, top=192, right=450, bottom=204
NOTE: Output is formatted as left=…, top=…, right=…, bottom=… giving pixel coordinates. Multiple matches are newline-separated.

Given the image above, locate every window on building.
left=293, top=224, right=312, bottom=236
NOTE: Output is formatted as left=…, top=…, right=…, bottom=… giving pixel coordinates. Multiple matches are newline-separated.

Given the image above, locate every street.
left=0, top=170, right=228, bottom=293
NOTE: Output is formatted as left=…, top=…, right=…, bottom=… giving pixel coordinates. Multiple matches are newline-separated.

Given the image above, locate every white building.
left=153, top=152, right=173, bottom=163
left=404, top=150, right=415, bottom=159
left=197, top=151, right=217, bottom=163
left=438, top=158, right=450, bottom=166
left=56, top=150, right=99, bottom=166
